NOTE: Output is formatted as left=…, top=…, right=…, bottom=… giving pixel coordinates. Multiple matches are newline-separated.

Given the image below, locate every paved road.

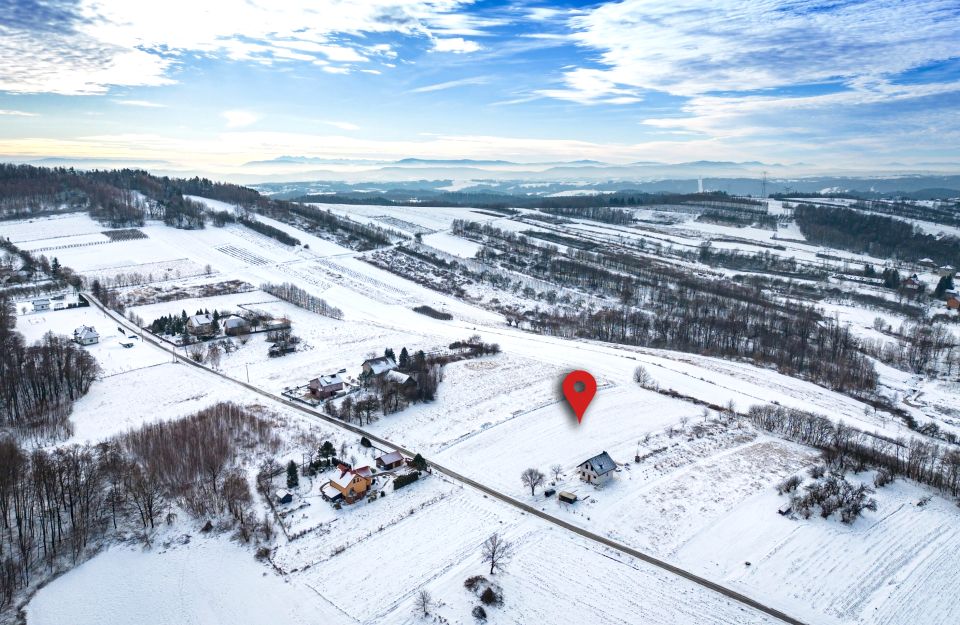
left=85, top=292, right=810, bottom=625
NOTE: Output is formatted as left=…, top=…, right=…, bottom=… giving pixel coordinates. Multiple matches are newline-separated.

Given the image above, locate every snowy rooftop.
left=385, top=370, right=411, bottom=384
left=578, top=451, right=616, bottom=475
left=377, top=450, right=403, bottom=466
left=364, top=356, right=397, bottom=375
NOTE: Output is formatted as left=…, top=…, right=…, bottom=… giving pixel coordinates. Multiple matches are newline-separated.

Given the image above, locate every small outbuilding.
left=385, top=370, right=417, bottom=389
left=275, top=489, right=293, bottom=504
left=558, top=491, right=578, bottom=504
left=376, top=450, right=405, bottom=470
left=577, top=451, right=617, bottom=485
left=32, top=298, right=50, bottom=312
left=73, top=325, right=99, bottom=345
left=223, top=316, right=250, bottom=336
left=777, top=503, right=792, bottom=516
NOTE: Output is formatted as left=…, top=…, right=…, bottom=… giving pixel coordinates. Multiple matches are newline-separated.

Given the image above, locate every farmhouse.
left=186, top=313, right=215, bottom=336
left=223, top=316, right=250, bottom=336
left=376, top=450, right=404, bottom=470
left=32, top=298, right=50, bottom=312
left=577, top=451, right=616, bottom=485
left=324, top=467, right=373, bottom=504
left=309, top=373, right=344, bottom=399
left=73, top=325, right=99, bottom=346
left=362, top=356, right=397, bottom=377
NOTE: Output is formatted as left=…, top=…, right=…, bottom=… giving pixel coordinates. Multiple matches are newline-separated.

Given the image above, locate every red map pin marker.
left=562, top=370, right=597, bottom=424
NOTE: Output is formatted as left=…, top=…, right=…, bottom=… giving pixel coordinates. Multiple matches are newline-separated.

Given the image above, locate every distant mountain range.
left=6, top=156, right=960, bottom=194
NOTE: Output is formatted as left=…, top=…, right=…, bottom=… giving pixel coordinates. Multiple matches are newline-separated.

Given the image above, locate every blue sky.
left=0, top=0, right=959, bottom=176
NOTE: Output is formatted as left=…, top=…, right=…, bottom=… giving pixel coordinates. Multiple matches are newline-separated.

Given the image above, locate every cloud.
left=114, top=99, right=165, bottom=108
left=222, top=110, right=259, bottom=128
left=432, top=37, right=481, bottom=54
left=559, top=0, right=960, bottom=100
left=0, top=0, right=486, bottom=95
left=410, top=76, right=488, bottom=93
left=0, top=109, right=38, bottom=116
left=323, top=120, right=360, bottom=131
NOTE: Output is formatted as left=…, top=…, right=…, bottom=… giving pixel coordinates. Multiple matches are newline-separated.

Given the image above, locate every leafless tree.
left=521, top=468, right=545, bottom=495
left=633, top=365, right=653, bottom=387
left=550, top=464, right=563, bottom=481
left=207, top=342, right=222, bottom=369
left=414, top=589, right=433, bottom=617
left=481, top=532, right=514, bottom=575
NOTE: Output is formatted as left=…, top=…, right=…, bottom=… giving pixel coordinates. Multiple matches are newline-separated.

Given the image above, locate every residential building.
left=73, top=325, right=99, bottom=345
left=577, top=451, right=617, bottom=485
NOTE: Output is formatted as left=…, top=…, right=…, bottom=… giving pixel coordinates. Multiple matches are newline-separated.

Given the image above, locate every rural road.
left=86, top=292, right=811, bottom=625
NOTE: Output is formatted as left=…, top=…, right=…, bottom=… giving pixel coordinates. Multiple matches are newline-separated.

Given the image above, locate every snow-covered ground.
left=4, top=199, right=960, bottom=625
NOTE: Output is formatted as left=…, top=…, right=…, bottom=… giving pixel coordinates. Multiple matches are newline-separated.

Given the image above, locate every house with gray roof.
left=73, top=325, right=99, bottom=346
left=577, top=451, right=616, bottom=485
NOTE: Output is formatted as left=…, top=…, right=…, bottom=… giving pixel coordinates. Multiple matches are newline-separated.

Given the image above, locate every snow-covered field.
left=4, top=199, right=960, bottom=625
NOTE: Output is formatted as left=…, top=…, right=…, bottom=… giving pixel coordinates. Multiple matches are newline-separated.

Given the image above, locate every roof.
left=363, top=356, right=397, bottom=375
left=385, top=370, right=411, bottom=384
left=331, top=471, right=355, bottom=489
left=311, top=373, right=343, bottom=388
left=74, top=325, right=98, bottom=340
left=275, top=489, right=291, bottom=499
left=188, top=313, right=214, bottom=325
left=321, top=484, right=342, bottom=499
left=353, top=466, right=372, bottom=478
left=377, top=450, right=404, bottom=466
left=32, top=298, right=49, bottom=304
left=223, top=317, right=247, bottom=328
left=578, top=451, right=616, bottom=475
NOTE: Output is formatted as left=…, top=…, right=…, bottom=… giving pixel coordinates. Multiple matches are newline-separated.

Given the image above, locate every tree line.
left=457, top=220, right=877, bottom=394
left=0, top=294, right=100, bottom=441
left=795, top=204, right=960, bottom=266
left=261, top=282, right=343, bottom=319
left=747, top=403, right=960, bottom=497
left=0, top=402, right=277, bottom=610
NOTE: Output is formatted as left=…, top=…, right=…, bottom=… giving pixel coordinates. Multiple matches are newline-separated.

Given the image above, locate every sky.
left=1, top=0, right=959, bottom=178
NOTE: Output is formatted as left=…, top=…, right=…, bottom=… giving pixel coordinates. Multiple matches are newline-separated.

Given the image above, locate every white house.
left=73, top=325, right=99, bottom=346
left=577, top=451, right=616, bottom=485
left=32, top=298, right=50, bottom=312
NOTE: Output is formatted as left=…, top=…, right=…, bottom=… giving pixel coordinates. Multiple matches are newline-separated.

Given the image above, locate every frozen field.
left=7, top=202, right=960, bottom=625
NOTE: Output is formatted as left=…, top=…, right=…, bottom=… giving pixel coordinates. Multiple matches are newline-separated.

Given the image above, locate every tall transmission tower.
left=760, top=171, right=768, bottom=198
left=698, top=176, right=703, bottom=194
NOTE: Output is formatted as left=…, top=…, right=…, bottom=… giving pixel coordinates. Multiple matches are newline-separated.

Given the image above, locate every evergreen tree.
left=412, top=453, right=427, bottom=471
left=398, top=347, right=410, bottom=370
left=286, top=460, right=299, bottom=489
left=384, top=347, right=396, bottom=362
left=935, top=274, right=954, bottom=298
left=51, top=257, right=61, bottom=275
left=319, top=440, right=335, bottom=458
